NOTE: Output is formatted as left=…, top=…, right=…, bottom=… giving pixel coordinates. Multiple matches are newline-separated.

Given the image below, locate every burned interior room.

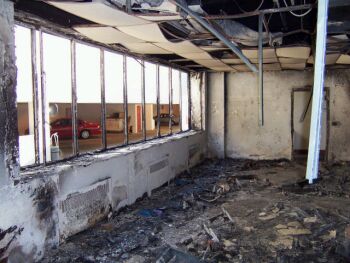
left=1, top=0, right=350, bottom=262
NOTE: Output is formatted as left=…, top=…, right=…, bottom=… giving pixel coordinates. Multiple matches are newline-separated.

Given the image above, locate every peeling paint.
left=0, top=0, right=19, bottom=185
left=0, top=226, right=23, bottom=258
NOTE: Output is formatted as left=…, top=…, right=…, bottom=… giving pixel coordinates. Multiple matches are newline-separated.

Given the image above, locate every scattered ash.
left=41, top=159, right=350, bottom=263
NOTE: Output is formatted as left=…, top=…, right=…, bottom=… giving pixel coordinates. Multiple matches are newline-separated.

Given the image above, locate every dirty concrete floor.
left=41, top=159, right=350, bottom=263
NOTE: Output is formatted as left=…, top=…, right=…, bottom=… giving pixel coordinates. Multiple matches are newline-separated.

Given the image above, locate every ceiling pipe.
left=204, top=4, right=314, bottom=20
left=171, top=0, right=258, bottom=72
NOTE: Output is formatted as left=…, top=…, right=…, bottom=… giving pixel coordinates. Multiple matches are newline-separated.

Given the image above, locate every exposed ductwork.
left=215, top=19, right=283, bottom=47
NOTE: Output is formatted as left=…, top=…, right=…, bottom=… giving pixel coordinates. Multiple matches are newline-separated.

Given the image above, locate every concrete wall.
left=0, top=131, right=206, bottom=262
left=190, top=72, right=205, bottom=130
left=0, top=5, right=207, bottom=261
left=207, top=73, right=225, bottom=158
left=0, top=0, right=19, bottom=185
left=207, top=69, right=350, bottom=161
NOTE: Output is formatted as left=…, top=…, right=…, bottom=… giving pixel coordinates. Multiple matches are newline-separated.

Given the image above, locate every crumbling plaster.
left=0, top=3, right=207, bottom=260
left=0, top=0, right=19, bottom=185
left=207, top=72, right=225, bottom=158
left=190, top=72, right=206, bottom=131
left=0, top=131, right=206, bottom=262
left=207, top=69, right=350, bottom=161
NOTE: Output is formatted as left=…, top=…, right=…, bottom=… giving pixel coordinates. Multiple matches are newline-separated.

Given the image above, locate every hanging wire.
left=232, top=0, right=265, bottom=13
left=282, top=0, right=314, bottom=17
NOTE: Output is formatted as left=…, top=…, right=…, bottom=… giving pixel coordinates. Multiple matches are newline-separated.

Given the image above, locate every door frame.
left=291, top=86, right=330, bottom=161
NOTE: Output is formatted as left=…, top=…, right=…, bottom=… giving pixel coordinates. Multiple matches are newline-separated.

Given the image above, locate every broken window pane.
left=43, top=33, right=73, bottom=161
left=159, top=66, right=170, bottom=136
left=104, top=51, right=125, bottom=147
left=15, top=26, right=36, bottom=167
left=76, top=43, right=102, bottom=153
left=172, top=69, right=181, bottom=134
left=181, top=72, right=189, bottom=131
left=127, top=57, right=144, bottom=143
left=145, top=62, right=157, bottom=140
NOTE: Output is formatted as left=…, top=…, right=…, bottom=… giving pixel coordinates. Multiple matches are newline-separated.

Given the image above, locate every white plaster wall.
left=0, top=132, right=206, bottom=262
left=190, top=73, right=203, bottom=130
left=207, top=69, right=350, bottom=161
left=327, top=70, right=350, bottom=161
left=226, top=70, right=312, bottom=159
left=207, top=73, right=225, bottom=158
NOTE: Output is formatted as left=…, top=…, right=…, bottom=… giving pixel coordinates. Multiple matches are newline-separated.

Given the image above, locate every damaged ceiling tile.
left=336, top=54, right=350, bottom=64
left=201, top=46, right=229, bottom=52
left=278, top=58, right=306, bottom=64
left=179, top=52, right=213, bottom=60
left=276, top=46, right=311, bottom=59
left=74, top=26, right=144, bottom=44
left=48, top=1, right=148, bottom=26
left=222, top=58, right=245, bottom=64
left=242, top=48, right=276, bottom=59
left=155, top=41, right=203, bottom=53
left=250, top=57, right=279, bottom=63
left=123, top=43, right=172, bottom=54
left=307, top=56, right=313, bottom=64
left=194, top=59, right=228, bottom=67
left=118, top=23, right=169, bottom=43
left=326, top=54, right=340, bottom=64
left=307, top=53, right=340, bottom=65
left=209, top=65, right=236, bottom=72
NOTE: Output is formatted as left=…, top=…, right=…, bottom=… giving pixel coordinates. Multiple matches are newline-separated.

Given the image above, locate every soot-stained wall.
left=0, top=0, right=19, bottom=185
left=0, top=131, right=206, bottom=262
left=207, top=69, right=350, bottom=161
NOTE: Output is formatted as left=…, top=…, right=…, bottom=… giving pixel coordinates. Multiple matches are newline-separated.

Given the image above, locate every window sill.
left=18, top=130, right=203, bottom=183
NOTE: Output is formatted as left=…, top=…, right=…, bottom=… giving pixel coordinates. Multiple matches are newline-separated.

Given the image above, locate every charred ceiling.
left=13, top=0, right=350, bottom=71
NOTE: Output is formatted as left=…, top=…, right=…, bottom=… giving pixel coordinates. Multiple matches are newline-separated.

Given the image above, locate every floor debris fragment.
left=41, top=159, right=350, bottom=262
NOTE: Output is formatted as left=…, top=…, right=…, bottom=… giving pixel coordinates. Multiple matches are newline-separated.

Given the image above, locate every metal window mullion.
left=188, top=73, right=192, bottom=130
left=100, top=49, right=107, bottom=149
left=169, top=68, right=173, bottom=135
left=123, top=55, right=129, bottom=145
left=156, top=65, right=161, bottom=137
left=39, top=30, right=47, bottom=164
left=179, top=72, right=183, bottom=132
left=200, top=73, right=204, bottom=130
left=30, top=29, right=40, bottom=164
left=258, top=13, right=264, bottom=126
left=141, top=60, right=146, bottom=141
left=71, top=40, right=79, bottom=156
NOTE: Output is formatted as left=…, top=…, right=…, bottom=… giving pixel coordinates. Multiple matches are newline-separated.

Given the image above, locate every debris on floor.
left=41, top=159, right=350, bottom=262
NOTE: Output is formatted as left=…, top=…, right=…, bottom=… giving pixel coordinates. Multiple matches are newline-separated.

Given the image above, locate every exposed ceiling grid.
left=44, top=0, right=350, bottom=72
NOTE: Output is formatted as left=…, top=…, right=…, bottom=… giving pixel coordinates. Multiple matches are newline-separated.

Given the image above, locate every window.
left=76, top=43, right=102, bottom=153
left=104, top=51, right=125, bottom=147
left=14, top=24, right=192, bottom=168
left=172, top=69, right=181, bottom=133
left=127, top=57, right=143, bottom=143
left=145, top=62, right=158, bottom=140
left=15, top=26, right=36, bottom=167
left=159, top=66, right=170, bottom=136
left=43, top=33, right=73, bottom=161
left=181, top=72, right=189, bottom=131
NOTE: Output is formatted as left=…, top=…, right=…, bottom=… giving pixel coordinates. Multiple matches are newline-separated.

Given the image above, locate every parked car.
left=50, top=118, right=101, bottom=139
left=153, top=114, right=179, bottom=125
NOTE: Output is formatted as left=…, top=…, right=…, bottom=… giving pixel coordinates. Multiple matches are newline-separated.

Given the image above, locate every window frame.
left=15, top=22, right=192, bottom=169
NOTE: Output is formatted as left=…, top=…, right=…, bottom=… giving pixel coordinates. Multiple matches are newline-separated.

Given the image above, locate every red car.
left=50, top=118, right=101, bottom=139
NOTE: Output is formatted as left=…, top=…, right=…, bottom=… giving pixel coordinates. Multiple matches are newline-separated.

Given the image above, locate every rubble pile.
left=41, top=159, right=350, bottom=263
